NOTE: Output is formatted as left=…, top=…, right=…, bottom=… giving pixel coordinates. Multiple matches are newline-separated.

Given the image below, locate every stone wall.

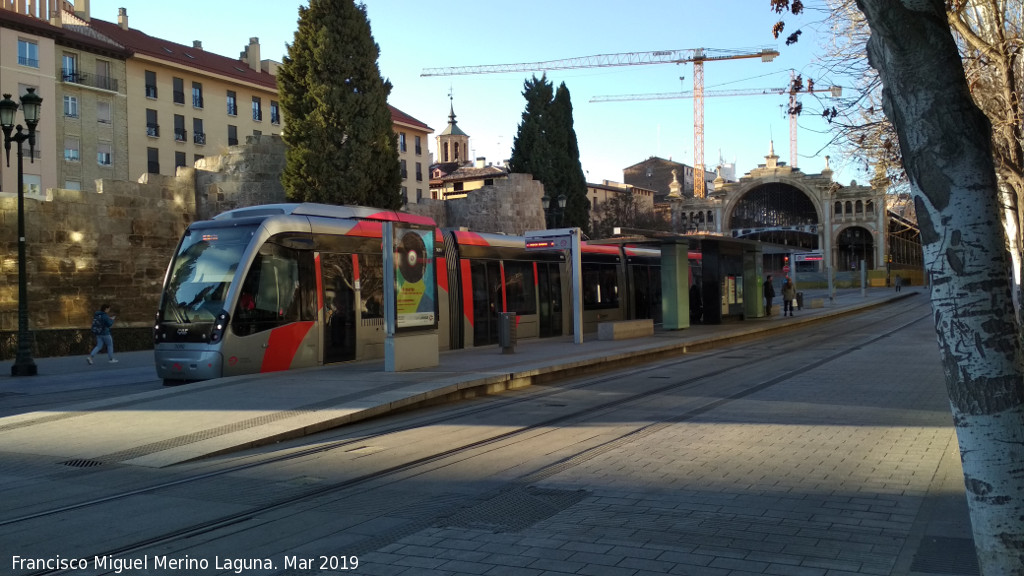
left=0, top=174, right=196, bottom=358
left=441, top=173, right=547, bottom=234
left=194, top=134, right=289, bottom=220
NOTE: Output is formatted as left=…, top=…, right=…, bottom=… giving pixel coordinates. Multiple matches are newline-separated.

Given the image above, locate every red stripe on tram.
left=261, top=322, right=315, bottom=373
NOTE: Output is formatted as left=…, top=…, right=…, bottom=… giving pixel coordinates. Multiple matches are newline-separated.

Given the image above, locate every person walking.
left=782, top=277, right=797, bottom=317
left=763, top=275, right=776, bottom=316
left=87, top=303, right=118, bottom=364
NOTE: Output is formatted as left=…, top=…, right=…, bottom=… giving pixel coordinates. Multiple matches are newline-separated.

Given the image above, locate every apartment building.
left=87, top=9, right=280, bottom=180
left=391, top=106, right=433, bottom=204
left=2, top=2, right=433, bottom=199
left=0, top=6, right=126, bottom=195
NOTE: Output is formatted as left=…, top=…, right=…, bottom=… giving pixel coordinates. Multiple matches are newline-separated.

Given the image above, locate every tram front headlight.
left=210, top=311, right=230, bottom=343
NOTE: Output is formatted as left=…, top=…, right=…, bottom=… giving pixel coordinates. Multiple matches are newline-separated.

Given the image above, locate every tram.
left=153, top=203, right=690, bottom=384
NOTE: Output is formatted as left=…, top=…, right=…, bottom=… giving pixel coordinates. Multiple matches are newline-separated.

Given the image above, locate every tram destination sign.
left=525, top=229, right=576, bottom=251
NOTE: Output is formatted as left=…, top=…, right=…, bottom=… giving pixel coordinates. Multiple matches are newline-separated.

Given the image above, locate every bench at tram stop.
left=598, top=319, right=655, bottom=341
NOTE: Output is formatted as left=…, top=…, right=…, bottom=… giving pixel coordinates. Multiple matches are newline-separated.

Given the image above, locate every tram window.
left=358, top=254, right=385, bottom=320
left=232, top=244, right=313, bottom=335
left=504, top=261, right=537, bottom=315
left=582, top=263, right=620, bottom=310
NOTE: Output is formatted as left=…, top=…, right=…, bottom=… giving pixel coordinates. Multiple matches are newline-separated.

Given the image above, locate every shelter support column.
left=660, top=240, right=690, bottom=330
left=743, top=245, right=764, bottom=318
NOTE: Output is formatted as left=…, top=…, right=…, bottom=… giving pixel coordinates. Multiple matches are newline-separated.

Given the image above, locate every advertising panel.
left=393, top=225, right=436, bottom=330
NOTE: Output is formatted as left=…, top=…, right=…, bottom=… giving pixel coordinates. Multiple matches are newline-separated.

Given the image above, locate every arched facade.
left=672, top=144, right=890, bottom=279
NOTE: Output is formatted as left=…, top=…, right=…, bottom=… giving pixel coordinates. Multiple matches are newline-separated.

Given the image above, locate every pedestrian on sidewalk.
left=88, top=303, right=118, bottom=365
left=894, top=273, right=902, bottom=292
left=782, top=277, right=796, bottom=316
left=763, top=275, right=776, bottom=316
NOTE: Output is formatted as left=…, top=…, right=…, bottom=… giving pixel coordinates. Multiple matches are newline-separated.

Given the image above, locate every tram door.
left=320, top=252, right=356, bottom=363
left=470, top=261, right=502, bottom=346
left=537, top=262, right=563, bottom=338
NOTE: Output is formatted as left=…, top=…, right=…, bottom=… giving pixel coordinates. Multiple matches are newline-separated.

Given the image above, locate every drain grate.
left=440, top=486, right=589, bottom=533
left=910, top=537, right=980, bottom=575
left=60, top=458, right=104, bottom=468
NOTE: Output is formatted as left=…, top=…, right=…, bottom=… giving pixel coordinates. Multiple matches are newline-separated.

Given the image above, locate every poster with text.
left=394, top=225, right=436, bottom=330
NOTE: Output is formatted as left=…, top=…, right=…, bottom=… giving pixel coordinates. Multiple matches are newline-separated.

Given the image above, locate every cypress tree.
left=550, top=83, right=590, bottom=234
left=277, top=0, right=401, bottom=208
left=509, top=75, right=590, bottom=233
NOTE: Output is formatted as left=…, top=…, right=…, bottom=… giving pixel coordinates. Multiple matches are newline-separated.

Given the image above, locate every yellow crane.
left=421, top=47, right=780, bottom=199
left=591, top=72, right=842, bottom=172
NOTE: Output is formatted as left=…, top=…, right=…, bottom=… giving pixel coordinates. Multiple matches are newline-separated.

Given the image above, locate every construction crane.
left=421, top=47, right=780, bottom=199
left=592, top=72, right=843, bottom=171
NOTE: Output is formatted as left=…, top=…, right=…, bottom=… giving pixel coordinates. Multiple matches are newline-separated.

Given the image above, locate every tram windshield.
left=160, top=224, right=257, bottom=324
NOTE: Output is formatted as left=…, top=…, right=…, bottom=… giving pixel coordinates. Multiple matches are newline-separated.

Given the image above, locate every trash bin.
left=498, top=312, right=517, bottom=353
left=796, top=291, right=804, bottom=310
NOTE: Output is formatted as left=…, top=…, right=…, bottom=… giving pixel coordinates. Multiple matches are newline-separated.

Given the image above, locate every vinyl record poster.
left=394, top=225, right=436, bottom=329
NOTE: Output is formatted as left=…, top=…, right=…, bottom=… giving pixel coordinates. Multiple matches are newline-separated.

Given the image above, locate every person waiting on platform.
left=782, top=277, right=797, bottom=317
left=763, top=275, right=776, bottom=316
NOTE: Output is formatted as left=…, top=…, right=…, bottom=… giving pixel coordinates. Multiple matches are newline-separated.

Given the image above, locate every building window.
left=415, top=136, right=422, bottom=155
left=145, top=70, right=157, bottom=98
left=22, top=174, right=41, bottom=195
left=18, top=39, right=39, bottom=68
left=97, top=101, right=112, bottom=124
left=147, top=147, right=160, bottom=174
left=252, top=97, right=262, bottom=121
left=62, top=53, right=79, bottom=82
left=95, top=60, right=114, bottom=91
left=270, top=101, right=280, bottom=124
left=228, top=125, right=238, bottom=146
left=192, top=82, right=204, bottom=108
left=402, top=186, right=408, bottom=204
left=400, top=159, right=407, bottom=179
left=399, top=132, right=407, bottom=153
left=193, top=118, right=205, bottom=145
left=173, top=115, right=186, bottom=142
left=146, top=109, right=159, bottom=137
left=64, top=138, right=80, bottom=162
left=175, top=151, right=186, bottom=169
left=173, top=77, right=185, bottom=104
left=417, top=189, right=423, bottom=202
left=64, top=96, right=79, bottom=118
left=98, top=143, right=112, bottom=166
left=64, top=180, right=82, bottom=191
left=227, top=91, right=237, bottom=116
left=415, top=162, right=422, bottom=182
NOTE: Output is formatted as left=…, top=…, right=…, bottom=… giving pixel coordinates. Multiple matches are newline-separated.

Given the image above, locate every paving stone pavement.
left=353, top=307, right=969, bottom=576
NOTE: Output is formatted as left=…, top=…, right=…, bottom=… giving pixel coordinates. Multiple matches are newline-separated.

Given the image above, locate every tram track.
left=9, top=300, right=932, bottom=576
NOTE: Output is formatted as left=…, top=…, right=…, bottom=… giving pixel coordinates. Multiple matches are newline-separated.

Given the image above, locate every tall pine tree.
left=509, top=75, right=590, bottom=233
left=277, top=0, right=401, bottom=208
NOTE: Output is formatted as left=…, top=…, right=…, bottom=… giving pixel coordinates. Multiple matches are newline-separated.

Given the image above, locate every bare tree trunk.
left=856, top=0, right=1024, bottom=573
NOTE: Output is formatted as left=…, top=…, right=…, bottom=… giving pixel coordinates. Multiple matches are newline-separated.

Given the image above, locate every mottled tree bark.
left=855, top=0, right=1024, bottom=573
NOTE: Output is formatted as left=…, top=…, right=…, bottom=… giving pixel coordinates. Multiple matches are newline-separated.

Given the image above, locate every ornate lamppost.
left=541, top=193, right=567, bottom=229
left=1, top=88, right=43, bottom=377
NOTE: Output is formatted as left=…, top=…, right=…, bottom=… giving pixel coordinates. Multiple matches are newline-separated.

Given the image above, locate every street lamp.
left=541, top=193, right=567, bottom=228
left=1, top=88, right=43, bottom=377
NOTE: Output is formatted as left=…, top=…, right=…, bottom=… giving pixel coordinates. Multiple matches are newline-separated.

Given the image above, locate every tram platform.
left=0, top=287, right=917, bottom=469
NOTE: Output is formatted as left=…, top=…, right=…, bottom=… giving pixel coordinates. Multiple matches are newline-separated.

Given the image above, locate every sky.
left=85, top=0, right=864, bottom=186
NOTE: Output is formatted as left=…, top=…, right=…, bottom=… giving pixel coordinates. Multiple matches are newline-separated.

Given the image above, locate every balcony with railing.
left=18, top=56, right=39, bottom=67
left=173, top=90, right=185, bottom=105
left=145, top=85, right=157, bottom=98
left=193, top=132, right=206, bottom=145
left=193, top=95, right=204, bottom=109
left=146, top=123, right=160, bottom=137
left=227, top=103, right=238, bottom=116
left=60, top=69, right=119, bottom=91
left=174, top=129, right=187, bottom=142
